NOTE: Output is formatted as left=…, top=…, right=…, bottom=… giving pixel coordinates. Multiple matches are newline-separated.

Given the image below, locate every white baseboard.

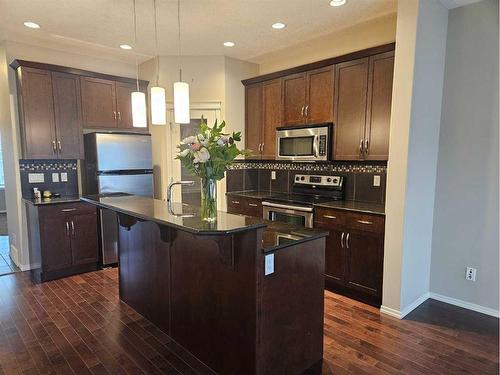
left=429, top=292, right=500, bottom=318
left=8, top=244, right=30, bottom=271
left=380, top=292, right=430, bottom=319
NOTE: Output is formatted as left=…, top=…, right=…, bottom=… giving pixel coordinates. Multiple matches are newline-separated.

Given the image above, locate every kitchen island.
left=82, top=194, right=327, bottom=375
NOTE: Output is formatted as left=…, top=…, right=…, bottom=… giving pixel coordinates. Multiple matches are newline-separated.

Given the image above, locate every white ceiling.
left=0, top=0, right=397, bottom=64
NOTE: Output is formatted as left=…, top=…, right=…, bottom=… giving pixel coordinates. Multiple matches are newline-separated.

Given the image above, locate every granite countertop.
left=226, top=191, right=273, bottom=199
left=23, top=195, right=82, bottom=206
left=260, top=221, right=328, bottom=253
left=314, top=200, right=385, bottom=215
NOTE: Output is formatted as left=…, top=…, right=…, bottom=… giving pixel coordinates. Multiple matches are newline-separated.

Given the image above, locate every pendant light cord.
left=133, top=0, right=139, bottom=92
left=153, top=0, right=159, bottom=86
left=177, top=0, right=182, bottom=82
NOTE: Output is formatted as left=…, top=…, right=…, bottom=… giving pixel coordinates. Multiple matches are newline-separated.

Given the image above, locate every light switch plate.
left=60, top=172, right=68, bottom=182
left=52, top=173, right=59, bottom=182
left=265, top=254, right=274, bottom=275
left=373, top=175, right=381, bottom=187
left=28, top=173, right=44, bottom=183
left=271, top=171, right=276, bottom=180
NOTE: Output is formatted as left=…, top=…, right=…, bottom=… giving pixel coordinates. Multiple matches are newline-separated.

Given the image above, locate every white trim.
left=380, top=305, right=403, bottom=319
left=429, top=292, right=500, bottom=318
left=380, top=292, right=430, bottom=319
left=439, top=0, right=483, bottom=9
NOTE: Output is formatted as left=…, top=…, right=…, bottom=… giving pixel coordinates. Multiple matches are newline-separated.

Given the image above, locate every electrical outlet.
left=28, top=173, right=44, bottom=183
left=373, top=175, right=381, bottom=187
left=52, top=173, right=59, bottom=182
left=265, top=253, right=274, bottom=275
left=465, top=267, right=477, bottom=281
left=60, top=172, right=68, bottom=182
left=271, top=171, right=276, bottom=180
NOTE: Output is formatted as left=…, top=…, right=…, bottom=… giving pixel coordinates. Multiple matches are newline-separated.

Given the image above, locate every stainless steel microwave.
left=276, top=123, right=332, bottom=161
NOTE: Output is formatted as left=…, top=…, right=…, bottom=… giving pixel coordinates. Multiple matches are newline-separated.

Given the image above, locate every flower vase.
left=201, top=177, right=217, bottom=222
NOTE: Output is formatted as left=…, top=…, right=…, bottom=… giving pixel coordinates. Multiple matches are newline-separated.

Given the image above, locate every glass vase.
left=200, top=177, right=217, bottom=222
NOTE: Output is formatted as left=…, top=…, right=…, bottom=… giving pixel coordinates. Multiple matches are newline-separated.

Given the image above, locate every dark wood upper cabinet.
left=245, top=83, right=263, bottom=157
left=16, top=67, right=58, bottom=159
left=52, top=72, right=84, bottom=159
left=334, top=58, right=369, bottom=161
left=282, top=73, right=307, bottom=126
left=115, top=82, right=137, bottom=129
left=80, top=76, right=117, bottom=129
left=282, top=67, right=333, bottom=126
left=364, top=51, right=394, bottom=161
left=261, top=79, right=282, bottom=158
left=307, top=66, right=334, bottom=124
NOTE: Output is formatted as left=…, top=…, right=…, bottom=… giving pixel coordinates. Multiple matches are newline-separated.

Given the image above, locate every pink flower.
left=190, top=143, right=201, bottom=151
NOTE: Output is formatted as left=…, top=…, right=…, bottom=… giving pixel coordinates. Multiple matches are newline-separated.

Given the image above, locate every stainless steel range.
left=262, top=174, right=344, bottom=228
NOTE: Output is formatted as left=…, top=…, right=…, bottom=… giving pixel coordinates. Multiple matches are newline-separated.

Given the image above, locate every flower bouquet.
left=176, top=117, right=247, bottom=221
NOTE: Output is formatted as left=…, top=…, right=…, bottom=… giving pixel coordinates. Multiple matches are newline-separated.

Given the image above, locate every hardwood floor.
left=0, top=269, right=497, bottom=374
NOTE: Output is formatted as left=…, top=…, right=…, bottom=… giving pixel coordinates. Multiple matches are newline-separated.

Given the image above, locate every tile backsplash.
left=226, top=161, right=387, bottom=204
left=19, top=159, right=79, bottom=199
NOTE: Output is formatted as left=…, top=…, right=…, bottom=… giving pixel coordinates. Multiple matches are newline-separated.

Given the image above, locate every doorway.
left=167, top=102, right=221, bottom=205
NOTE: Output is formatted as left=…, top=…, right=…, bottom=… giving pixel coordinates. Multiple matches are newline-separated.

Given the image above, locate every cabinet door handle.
left=356, top=220, right=373, bottom=225
left=359, top=139, right=364, bottom=154
left=305, top=105, right=309, bottom=117
left=71, top=220, right=75, bottom=236
left=61, top=208, right=77, bottom=212
left=231, top=200, right=240, bottom=204
left=52, top=140, right=57, bottom=153
left=323, top=214, right=337, bottom=220
left=117, top=111, right=122, bottom=120
left=341, top=231, right=345, bottom=248
left=261, top=143, right=264, bottom=151
left=365, top=139, right=369, bottom=154
left=65, top=221, right=70, bottom=236
left=113, top=111, right=117, bottom=120
left=301, top=106, right=305, bottom=117
left=248, top=203, right=258, bottom=207
left=57, top=140, right=62, bottom=151
left=346, top=232, right=350, bottom=249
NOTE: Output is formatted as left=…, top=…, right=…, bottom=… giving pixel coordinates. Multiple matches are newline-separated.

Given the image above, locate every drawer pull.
left=356, top=220, right=373, bottom=225
left=61, top=208, right=77, bottom=212
left=231, top=201, right=240, bottom=204
left=323, top=215, right=337, bottom=220
left=248, top=203, right=258, bottom=207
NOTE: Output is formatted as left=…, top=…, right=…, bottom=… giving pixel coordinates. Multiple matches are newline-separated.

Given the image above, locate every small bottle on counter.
left=33, top=187, right=41, bottom=200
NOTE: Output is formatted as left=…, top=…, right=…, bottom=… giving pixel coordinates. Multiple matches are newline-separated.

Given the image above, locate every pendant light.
left=173, top=0, right=190, bottom=124
left=150, top=0, right=166, bottom=125
left=131, top=0, right=147, bottom=128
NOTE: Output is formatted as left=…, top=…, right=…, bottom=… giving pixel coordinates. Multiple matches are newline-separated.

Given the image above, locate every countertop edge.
left=23, top=196, right=83, bottom=206
left=262, top=231, right=328, bottom=253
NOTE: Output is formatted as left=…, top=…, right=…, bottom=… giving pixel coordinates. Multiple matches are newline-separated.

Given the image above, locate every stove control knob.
left=295, top=176, right=299, bottom=181
left=300, top=176, right=305, bottom=181
left=327, top=178, right=332, bottom=183
left=332, top=178, right=338, bottom=184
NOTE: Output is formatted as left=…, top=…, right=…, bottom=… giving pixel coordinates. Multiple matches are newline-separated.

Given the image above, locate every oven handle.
left=261, top=201, right=314, bottom=212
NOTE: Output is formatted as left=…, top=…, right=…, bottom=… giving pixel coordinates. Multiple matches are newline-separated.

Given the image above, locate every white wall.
left=1, top=40, right=136, bottom=269
left=382, top=0, right=448, bottom=318
left=430, top=0, right=499, bottom=313
left=254, top=13, right=396, bottom=75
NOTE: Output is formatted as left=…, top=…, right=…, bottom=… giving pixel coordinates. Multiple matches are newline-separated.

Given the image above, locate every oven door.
left=262, top=201, right=314, bottom=228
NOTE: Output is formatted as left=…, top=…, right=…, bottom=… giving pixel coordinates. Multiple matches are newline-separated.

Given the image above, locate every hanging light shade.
left=131, top=91, right=147, bottom=128
left=173, top=81, right=190, bottom=124
left=151, top=86, right=166, bottom=125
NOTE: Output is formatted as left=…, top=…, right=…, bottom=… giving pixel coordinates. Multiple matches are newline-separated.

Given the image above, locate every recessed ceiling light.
left=272, top=22, right=286, bottom=29
left=223, top=41, right=235, bottom=47
left=120, top=44, right=133, bottom=50
left=23, top=21, right=40, bottom=29
left=330, top=0, right=346, bottom=6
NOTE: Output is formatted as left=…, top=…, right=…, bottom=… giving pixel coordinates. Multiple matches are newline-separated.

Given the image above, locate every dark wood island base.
left=83, top=195, right=328, bottom=375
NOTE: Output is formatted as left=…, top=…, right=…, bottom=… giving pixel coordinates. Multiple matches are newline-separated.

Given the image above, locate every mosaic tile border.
left=19, top=159, right=78, bottom=172
left=228, top=161, right=387, bottom=173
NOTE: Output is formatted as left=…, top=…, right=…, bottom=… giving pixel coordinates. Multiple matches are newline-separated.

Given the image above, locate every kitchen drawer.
left=345, top=212, right=385, bottom=234
left=227, top=196, right=263, bottom=218
left=39, top=202, right=96, bottom=217
left=314, top=208, right=346, bottom=227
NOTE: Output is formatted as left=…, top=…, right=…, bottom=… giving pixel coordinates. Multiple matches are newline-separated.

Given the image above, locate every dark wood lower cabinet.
left=314, top=207, right=385, bottom=306
left=227, top=196, right=263, bottom=218
left=26, top=202, right=99, bottom=283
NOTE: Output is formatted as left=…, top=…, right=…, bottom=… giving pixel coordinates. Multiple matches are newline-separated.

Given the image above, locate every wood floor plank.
left=0, top=269, right=497, bottom=375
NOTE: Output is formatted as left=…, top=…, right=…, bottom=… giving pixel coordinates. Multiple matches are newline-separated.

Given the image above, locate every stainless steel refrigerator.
left=82, top=132, right=153, bottom=266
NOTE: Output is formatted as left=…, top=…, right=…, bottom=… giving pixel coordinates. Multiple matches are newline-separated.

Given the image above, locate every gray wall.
left=430, top=0, right=499, bottom=311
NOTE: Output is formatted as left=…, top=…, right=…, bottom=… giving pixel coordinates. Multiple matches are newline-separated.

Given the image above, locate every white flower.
left=217, top=135, right=229, bottom=147
left=181, top=136, right=197, bottom=145
left=198, top=135, right=209, bottom=147
left=179, top=148, right=190, bottom=157
left=193, top=147, right=210, bottom=163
